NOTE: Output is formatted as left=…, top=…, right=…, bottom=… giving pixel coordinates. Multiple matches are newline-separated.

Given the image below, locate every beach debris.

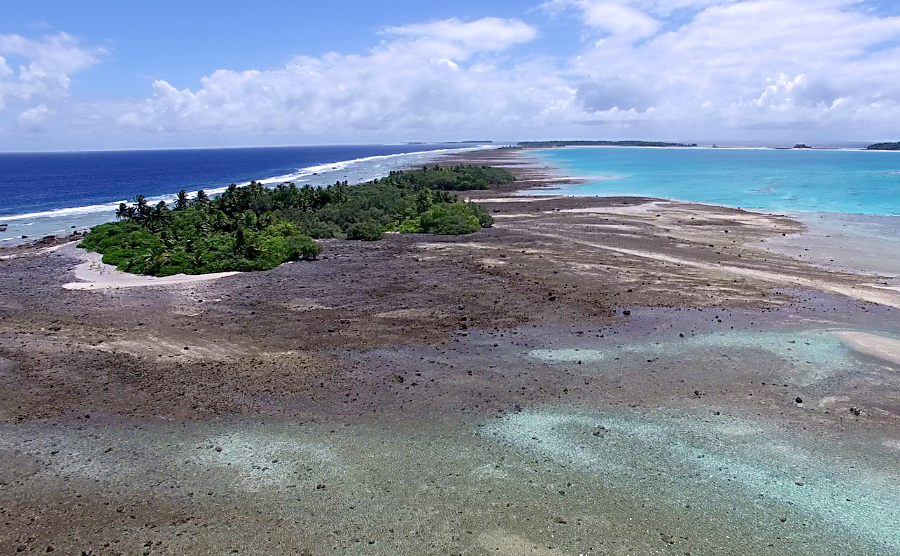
left=795, top=397, right=803, bottom=404
left=849, top=407, right=861, bottom=416
left=622, top=309, right=631, bottom=316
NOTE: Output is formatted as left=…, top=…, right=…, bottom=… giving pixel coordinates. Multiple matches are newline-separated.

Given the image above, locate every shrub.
left=386, top=217, right=424, bottom=233
left=284, top=235, right=322, bottom=260
left=467, top=202, right=494, bottom=228
left=419, top=203, right=481, bottom=235
left=346, top=220, right=383, bottom=241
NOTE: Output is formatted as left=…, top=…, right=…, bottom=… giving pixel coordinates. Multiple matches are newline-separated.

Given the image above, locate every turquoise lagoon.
left=534, top=147, right=900, bottom=215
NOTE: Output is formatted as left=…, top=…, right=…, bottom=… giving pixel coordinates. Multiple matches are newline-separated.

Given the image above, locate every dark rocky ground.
left=1, top=150, right=899, bottom=555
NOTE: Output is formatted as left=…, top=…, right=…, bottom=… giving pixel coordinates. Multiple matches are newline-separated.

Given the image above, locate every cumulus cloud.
left=543, top=0, right=662, bottom=40
left=562, top=0, right=900, bottom=134
left=6, top=3, right=900, bottom=148
left=16, top=104, right=54, bottom=131
left=383, top=18, right=538, bottom=57
left=0, top=33, right=102, bottom=112
left=118, top=18, right=566, bottom=136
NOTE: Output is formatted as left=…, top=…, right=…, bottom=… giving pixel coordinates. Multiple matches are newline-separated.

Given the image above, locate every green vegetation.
left=80, top=165, right=506, bottom=276
left=515, top=140, right=698, bottom=148
left=378, top=164, right=514, bottom=190
left=866, top=142, right=900, bottom=151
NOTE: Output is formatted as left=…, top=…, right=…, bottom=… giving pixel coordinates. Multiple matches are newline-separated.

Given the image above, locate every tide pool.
left=534, top=147, right=900, bottom=215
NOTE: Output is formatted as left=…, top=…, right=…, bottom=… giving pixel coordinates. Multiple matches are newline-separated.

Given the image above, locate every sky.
left=2, top=0, right=900, bottom=151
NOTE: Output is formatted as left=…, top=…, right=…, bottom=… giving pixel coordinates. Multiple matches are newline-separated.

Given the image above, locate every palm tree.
left=142, top=245, right=171, bottom=276
left=145, top=201, right=169, bottom=232
left=175, top=190, right=190, bottom=211
left=134, top=195, right=150, bottom=222
left=115, top=202, right=135, bottom=221
left=195, top=190, right=210, bottom=206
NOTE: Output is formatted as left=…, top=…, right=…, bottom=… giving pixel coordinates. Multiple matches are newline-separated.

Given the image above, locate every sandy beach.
left=1, top=148, right=899, bottom=555
left=62, top=247, right=240, bottom=291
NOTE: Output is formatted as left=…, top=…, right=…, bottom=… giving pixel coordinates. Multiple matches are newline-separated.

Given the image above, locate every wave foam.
left=0, top=146, right=487, bottom=223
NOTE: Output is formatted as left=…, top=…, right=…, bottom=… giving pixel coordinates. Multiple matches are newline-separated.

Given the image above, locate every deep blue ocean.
left=0, top=144, right=481, bottom=243
left=535, top=147, right=900, bottom=215
left=0, top=144, right=471, bottom=218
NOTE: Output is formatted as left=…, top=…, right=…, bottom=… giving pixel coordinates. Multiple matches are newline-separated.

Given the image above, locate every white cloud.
left=561, top=0, right=900, bottom=135
left=383, top=18, right=538, bottom=58
left=17, top=104, right=54, bottom=131
left=0, top=33, right=102, bottom=111
left=118, top=18, right=562, bottom=136
left=543, top=0, right=662, bottom=39
left=6, top=3, right=900, bottom=148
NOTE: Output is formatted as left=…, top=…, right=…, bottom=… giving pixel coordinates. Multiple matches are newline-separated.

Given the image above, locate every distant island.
left=79, top=165, right=510, bottom=277
left=866, top=142, right=900, bottom=151
left=515, top=140, right=698, bottom=148
left=406, top=140, right=492, bottom=144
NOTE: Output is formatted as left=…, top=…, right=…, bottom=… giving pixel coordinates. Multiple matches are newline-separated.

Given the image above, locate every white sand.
left=63, top=250, right=239, bottom=291
left=478, top=532, right=566, bottom=556
left=555, top=201, right=667, bottom=215
left=833, top=331, right=900, bottom=366
left=470, top=196, right=566, bottom=203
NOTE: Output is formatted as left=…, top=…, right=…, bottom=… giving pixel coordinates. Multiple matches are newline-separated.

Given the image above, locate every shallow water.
left=484, top=406, right=900, bottom=554
left=763, top=211, right=900, bottom=278
left=531, top=329, right=860, bottom=386
left=3, top=298, right=899, bottom=554
left=534, top=147, right=900, bottom=215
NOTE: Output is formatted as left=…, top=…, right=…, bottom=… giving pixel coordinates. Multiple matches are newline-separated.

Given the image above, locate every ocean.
left=534, top=147, right=900, bottom=215
left=0, top=144, right=485, bottom=245
left=533, top=146, right=900, bottom=278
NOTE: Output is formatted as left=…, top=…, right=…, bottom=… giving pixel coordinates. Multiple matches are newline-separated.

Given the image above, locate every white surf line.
left=529, top=231, right=900, bottom=309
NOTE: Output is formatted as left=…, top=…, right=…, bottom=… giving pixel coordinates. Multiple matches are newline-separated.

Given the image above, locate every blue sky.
left=3, top=0, right=573, bottom=95
left=2, top=0, right=900, bottom=150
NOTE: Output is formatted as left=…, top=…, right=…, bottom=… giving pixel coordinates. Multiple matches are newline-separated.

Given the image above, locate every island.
left=514, top=140, right=698, bottom=148
left=866, top=141, right=900, bottom=150
left=79, top=165, right=510, bottom=277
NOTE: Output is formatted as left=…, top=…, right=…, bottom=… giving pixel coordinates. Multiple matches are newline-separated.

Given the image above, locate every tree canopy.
left=866, top=142, right=900, bottom=151
left=79, top=165, right=505, bottom=277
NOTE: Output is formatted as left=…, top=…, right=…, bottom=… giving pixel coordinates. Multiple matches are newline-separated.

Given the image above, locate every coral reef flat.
left=1, top=149, right=898, bottom=555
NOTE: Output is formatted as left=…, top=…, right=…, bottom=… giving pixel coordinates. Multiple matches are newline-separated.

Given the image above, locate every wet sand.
left=1, top=149, right=899, bottom=555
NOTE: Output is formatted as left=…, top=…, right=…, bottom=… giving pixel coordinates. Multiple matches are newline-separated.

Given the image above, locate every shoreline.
left=0, top=145, right=490, bottom=248
left=7, top=147, right=900, bottom=309
left=61, top=245, right=240, bottom=290
left=440, top=148, right=900, bottom=309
